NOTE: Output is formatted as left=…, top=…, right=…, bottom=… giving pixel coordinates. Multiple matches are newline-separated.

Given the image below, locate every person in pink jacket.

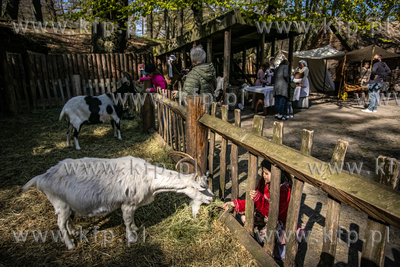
left=139, top=63, right=167, bottom=95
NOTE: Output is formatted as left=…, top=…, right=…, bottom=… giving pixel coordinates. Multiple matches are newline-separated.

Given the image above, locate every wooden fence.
left=149, top=94, right=400, bottom=267
left=4, top=52, right=153, bottom=110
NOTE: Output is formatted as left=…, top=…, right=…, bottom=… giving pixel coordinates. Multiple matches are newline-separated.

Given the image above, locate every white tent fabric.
left=325, top=45, right=400, bottom=61
left=291, top=45, right=344, bottom=92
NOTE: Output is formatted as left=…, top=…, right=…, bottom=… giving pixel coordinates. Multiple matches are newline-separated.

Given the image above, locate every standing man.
left=273, top=60, right=289, bottom=120
left=362, top=54, right=391, bottom=113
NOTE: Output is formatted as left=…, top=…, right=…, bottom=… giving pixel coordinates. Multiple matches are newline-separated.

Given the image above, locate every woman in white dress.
left=292, top=60, right=310, bottom=107
left=266, top=56, right=275, bottom=85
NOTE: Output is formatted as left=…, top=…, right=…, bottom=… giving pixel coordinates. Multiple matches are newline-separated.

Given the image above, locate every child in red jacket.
left=222, top=159, right=292, bottom=259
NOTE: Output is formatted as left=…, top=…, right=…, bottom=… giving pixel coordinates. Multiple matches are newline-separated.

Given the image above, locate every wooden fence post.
left=244, top=115, right=264, bottom=236
left=142, top=79, right=155, bottom=133
left=0, top=50, right=18, bottom=114
left=373, top=156, right=400, bottom=190
left=285, top=129, right=314, bottom=266
left=230, top=109, right=241, bottom=202
left=208, top=102, right=217, bottom=190
left=317, top=140, right=349, bottom=267
left=72, top=74, right=82, bottom=96
left=185, top=95, right=208, bottom=175
left=219, top=105, right=228, bottom=199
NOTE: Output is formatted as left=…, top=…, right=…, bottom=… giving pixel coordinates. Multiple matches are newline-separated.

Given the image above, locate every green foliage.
left=65, top=0, right=400, bottom=31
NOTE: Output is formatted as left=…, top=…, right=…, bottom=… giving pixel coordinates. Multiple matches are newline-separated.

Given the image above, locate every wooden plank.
left=284, top=178, right=305, bottom=266
left=10, top=54, right=22, bottom=104
left=106, top=54, right=112, bottom=80
left=219, top=105, right=228, bottom=200
left=72, top=54, right=79, bottom=75
left=106, top=78, right=111, bottom=93
left=115, top=54, right=120, bottom=80
left=208, top=102, right=217, bottom=190
left=56, top=55, right=65, bottom=83
left=119, top=53, right=124, bottom=72
left=40, top=55, right=52, bottom=107
left=94, top=79, right=99, bottom=96
left=51, top=79, right=60, bottom=107
left=361, top=218, right=388, bottom=267
left=264, top=164, right=282, bottom=254
left=67, top=54, right=74, bottom=81
left=180, top=111, right=185, bottom=152
left=112, top=78, right=116, bottom=91
left=47, top=55, right=59, bottom=107
left=100, top=78, right=105, bottom=95
left=231, top=109, right=241, bottom=202
left=28, top=54, right=38, bottom=108
left=244, top=115, right=264, bottom=236
left=373, top=156, right=400, bottom=190
left=36, top=79, right=45, bottom=109
left=81, top=79, right=87, bottom=95
left=273, top=121, right=283, bottom=145
left=83, top=54, right=89, bottom=82
left=101, top=54, right=108, bottom=79
left=173, top=112, right=178, bottom=150
left=96, top=54, right=103, bottom=81
left=301, top=130, right=314, bottom=156
left=124, top=53, right=128, bottom=74
left=219, top=211, right=280, bottom=267
left=110, top=53, right=116, bottom=79
left=185, top=95, right=208, bottom=174
left=132, top=53, right=138, bottom=81
left=65, top=79, right=71, bottom=100
left=72, top=75, right=82, bottom=96
left=87, top=54, right=94, bottom=81
left=58, top=79, right=66, bottom=104
left=168, top=108, right=173, bottom=147
left=286, top=129, right=313, bottom=266
left=223, top=28, right=231, bottom=103
left=91, top=54, right=98, bottom=80
left=77, top=54, right=85, bottom=82
left=88, top=80, right=93, bottom=96
left=17, top=54, right=30, bottom=109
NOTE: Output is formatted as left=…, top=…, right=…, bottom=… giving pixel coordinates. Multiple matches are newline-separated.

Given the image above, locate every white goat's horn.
left=175, top=158, right=202, bottom=177
left=168, top=151, right=194, bottom=160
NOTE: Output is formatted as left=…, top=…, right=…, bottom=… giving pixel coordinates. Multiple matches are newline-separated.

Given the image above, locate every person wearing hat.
left=139, top=63, right=167, bottom=94
left=165, top=55, right=181, bottom=91
left=292, top=60, right=310, bottom=102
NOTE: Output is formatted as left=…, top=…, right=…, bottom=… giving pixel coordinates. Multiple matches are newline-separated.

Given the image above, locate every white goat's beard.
left=190, top=200, right=202, bottom=219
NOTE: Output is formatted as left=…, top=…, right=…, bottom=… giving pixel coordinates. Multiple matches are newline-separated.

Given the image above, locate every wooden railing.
left=4, top=52, right=153, bottom=110
left=152, top=94, right=400, bottom=267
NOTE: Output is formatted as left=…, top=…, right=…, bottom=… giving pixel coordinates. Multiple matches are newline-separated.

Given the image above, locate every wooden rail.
left=154, top=95, right=400, bottom=267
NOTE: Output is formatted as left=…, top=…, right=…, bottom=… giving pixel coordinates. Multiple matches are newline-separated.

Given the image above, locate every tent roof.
left=292, top=45, right=344, bottom=59
left=325, top=45, right=400, bottom=61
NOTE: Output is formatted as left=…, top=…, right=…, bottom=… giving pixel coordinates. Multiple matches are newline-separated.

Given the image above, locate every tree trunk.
left=91, top=0, right=127, bottom=53
left=178, top=8, right=183, bottom=36
left=191, top=2, right=202, bottom=32
left=147, top=11, right=153, bottom=39
left=47, top=0, right=57, bottom=21
left=5, top=0, right=20, bottom=20
left=164, top=9, right=169, bottom=39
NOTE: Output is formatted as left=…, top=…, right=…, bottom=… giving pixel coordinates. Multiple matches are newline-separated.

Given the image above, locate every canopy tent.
left=284, top=45, right=344, bottom=92
left=325, top=45, right=400, bottom=61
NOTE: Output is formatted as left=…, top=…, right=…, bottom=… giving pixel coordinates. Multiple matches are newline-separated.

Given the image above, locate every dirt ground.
left=211, top=93, right=400, bottom=266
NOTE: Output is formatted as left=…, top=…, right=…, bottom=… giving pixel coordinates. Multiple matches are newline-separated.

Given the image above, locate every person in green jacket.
left=172, top=44, right=217, bottom=103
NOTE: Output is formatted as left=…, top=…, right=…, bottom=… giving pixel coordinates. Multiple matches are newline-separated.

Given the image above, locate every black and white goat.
left=22, top=152, right=214, bottom=249
left=59, top=70, right=137, bottom=150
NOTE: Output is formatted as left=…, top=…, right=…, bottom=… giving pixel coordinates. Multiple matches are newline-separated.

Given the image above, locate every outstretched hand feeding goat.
left=22, top=152, right=214, bottom=250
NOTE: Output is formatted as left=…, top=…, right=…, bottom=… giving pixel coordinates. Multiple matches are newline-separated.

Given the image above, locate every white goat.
left=22, top=154, right=213, bottom=250
left=59, top=70, right=136, bottom=150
